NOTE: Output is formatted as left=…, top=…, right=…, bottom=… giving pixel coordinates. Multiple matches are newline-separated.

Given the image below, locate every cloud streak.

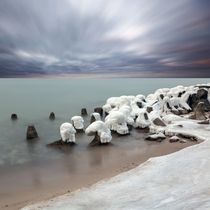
left=0, top=0, right=209, bottom=77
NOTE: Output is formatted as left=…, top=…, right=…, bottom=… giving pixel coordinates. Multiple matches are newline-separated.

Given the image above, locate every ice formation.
left=22, top=83, right=210, bottom=210
left=134, top=109, right=150, bottom=128
left=91, top=112, right=101, bottom=121
left=60, top=122, right=76, bottom=143
left=85, top=121, right=112, bottom=143
left=71, top=116, right=84, bottom=130
left=105, top=111, right=129, bottom=135
left=22, top=119, right=210, bottom=210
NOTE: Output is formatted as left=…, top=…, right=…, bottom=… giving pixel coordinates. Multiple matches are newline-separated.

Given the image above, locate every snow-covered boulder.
left=85, top=121, right=112, bottom=145
left=118, top=105, right=134, bottom=126
left=71, top=116, right=84, bottom=131
left=105, top=111, right=129, bottom=135
left=169, top=136, right=180, bottom=143
left=145, top=132, right=166, bottom=142
left=60, top=122, right=76, bottom=143
left=90, top=112, right=101, bottom=124
left=134, top=109, right=150, bottom=129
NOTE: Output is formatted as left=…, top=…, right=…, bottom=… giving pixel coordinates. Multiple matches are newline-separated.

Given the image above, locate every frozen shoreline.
left=22, top=119, right=210, bottom=210
left=22, top=83, right=210, bottom=210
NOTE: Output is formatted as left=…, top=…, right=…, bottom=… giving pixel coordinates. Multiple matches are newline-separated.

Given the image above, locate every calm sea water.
left=0, top=78, right=209, bottom=166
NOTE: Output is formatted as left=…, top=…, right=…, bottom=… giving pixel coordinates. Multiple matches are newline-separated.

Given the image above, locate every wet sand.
left=0, top=129, right=198, bottom=210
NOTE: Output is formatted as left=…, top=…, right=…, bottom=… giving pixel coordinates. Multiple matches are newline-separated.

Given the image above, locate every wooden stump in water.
left=26, top=125, right=38, bottom=140
left=81, top=108, right=88, bottom=116
left=49, top=112, right=55, bottom=120
left=11, top=113, right=18, bottom=120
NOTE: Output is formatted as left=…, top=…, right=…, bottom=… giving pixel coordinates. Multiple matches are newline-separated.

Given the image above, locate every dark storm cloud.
left=0, top=0, right=210, bottom=77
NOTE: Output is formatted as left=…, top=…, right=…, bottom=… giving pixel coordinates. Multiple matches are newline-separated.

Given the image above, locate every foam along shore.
left=22, top=83, right=210, bottom=210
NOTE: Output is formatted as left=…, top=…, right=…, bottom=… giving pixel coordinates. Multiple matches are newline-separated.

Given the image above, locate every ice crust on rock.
left=71, top=116, right=84, bottom=130
left=60, top=122, right=76, bottom=143
left=105, top=111, right=129, bottom=135
left=91, top=112, right=101, bottom=121
left=134, top=109, right=150, bottom=128
left=85, top=121, right=112, bottom=143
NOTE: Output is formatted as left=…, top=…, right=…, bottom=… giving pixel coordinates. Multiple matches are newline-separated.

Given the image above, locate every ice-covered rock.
left=90, top=112, right=101, bottom=124
left=85, top=121, right=112, bottom=145
left=134, top=109, right=150, bottom=128
left=105, top=111, right=129, bottom=135
left=189, top=102, right=207, bottom=120
left=152, top=117, right=166, bottom=127
left=118, top=105, right=134, bottom=126
left=71, top=116, right=84, bottom=130
left=60, top=123, right=76, bottom=143
left=169, top=136, right=180, bottom=143
left=145, top=132, right=166, bottom=142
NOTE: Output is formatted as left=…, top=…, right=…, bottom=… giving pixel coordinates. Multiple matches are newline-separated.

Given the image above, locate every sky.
left=0, top=0, right=210, bottom=77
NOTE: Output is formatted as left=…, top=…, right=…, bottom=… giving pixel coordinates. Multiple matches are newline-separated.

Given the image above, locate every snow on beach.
left=22, top=84, right=210, bottom=210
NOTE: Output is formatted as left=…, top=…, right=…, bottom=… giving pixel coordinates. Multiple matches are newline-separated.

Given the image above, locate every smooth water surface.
left=0, top=78, right=209, bottom=166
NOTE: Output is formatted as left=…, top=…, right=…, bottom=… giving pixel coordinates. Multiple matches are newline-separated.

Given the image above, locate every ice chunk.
left=60, top=123, right=76, bottom=143
left=71, top=116, right=84, bottom=130
left=85, top=121, right=112, bottom=143
left=105, top=111, right=129, bottom=135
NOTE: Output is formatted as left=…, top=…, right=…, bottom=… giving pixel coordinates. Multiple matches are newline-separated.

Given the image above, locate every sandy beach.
left=0, top=129, right=198, bottom=210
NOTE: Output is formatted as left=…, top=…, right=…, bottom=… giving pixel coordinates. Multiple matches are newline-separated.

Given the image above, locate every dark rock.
left=171, top=109, right=180, bottom=115
left=11, top=113, right=18, bottom=120
left=104, top=112, right=109, bottom=117
left=90, top=115, right=97, bottom=124
left=197, top=88, right=208, bottom=99
left=47, top=140, right=76, bottom=152
left=177, top=133, right=198, bottom=142
left=135, top=127, right=150, bottom=133
left=26, top=125, right=38, bottom=140
left=94, top=107, right=103, bottom=116
left=75, top=128, right=84, bottom=133
left=178, top=91, right=186, bottom=97
left=197, top=119, right=209, bottom=124
left=177, top=124, right=183, bottom=128
left=89, top=133, right=101, bottom=146
left=166, top=102, right=171, bottom=109
left=81, top=108, right=88, bottom=116
left=153, top=118, right=166, bottom=127
left=179, top=139, right=187, bottom=143
left=89, top=133, right=110, bottom=146
left=117, top=132, right=130, bottom=136
left=47, top=139, right=75, bottom=147
left=136, top=102, right=143, bottom=108
left=144, top=113, right=149, bottom=120
left=145, top=133, right=165, bottom=142
left=49, top=112, right=55, bottom=120
left=159, top=94, right=164, bottom=100
left=169, top=136, right=180, bottom=143
left=195, top=85, right=210, bottom=89
left=127, top=124, right=133, bottom=131
left=179, top=109, right=189, bottom=115
left=190, top=102, right=207, bottom=120
left=187, top=93, right=197, bottom=110
left=187, top=89, right=210, bottom=111
left=146, top=106, right=153, bottom=113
